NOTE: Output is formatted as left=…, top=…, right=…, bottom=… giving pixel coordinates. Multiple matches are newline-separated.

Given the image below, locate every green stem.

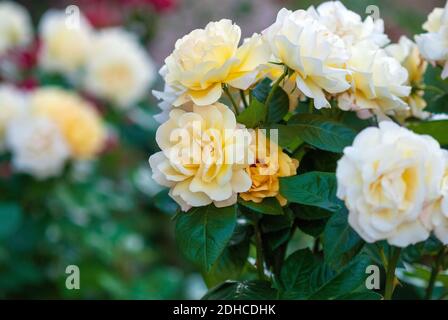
left=265, top=68, right=288, bottom=122
left=254, top=220, right=265, bottom=280
left=425, top=247, right=445, bottom=300
left=384, top=247, right=401, bottom=300
left=223, top=86, right=239, bottom=115
left=239, top=90, right=249, bottom=109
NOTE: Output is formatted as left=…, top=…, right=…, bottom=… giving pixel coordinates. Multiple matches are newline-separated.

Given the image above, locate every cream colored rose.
left=415, top=3, right=448, bottom=79
left=0, top=1, right=32, bottom=54
left=338, top=42, right=411, bottom=117
left=315, top=1, right=389, bottom=48
left=0, top=85, right=27, bottom=149
left=6, top=116, right=70, bottom=180
left=83, top=28, right=156, bottom=108
left=336, top=121, right=446, bottom=247
left=262, top=8, right=350, bottom=109
left=386, top=36, right=428, bottom=119
left=240, top=130, right=299, bottom=206
left=163, top=20, right=270, bottom=106
left=38, top=10, right=92, bottom=73
left=149, top=103, right=254, bottom=211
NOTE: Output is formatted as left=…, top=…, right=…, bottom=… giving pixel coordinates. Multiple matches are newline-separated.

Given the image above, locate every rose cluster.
left=148, top=1, right=448, bottom=252
left=149, top=1, right=421, bottom=211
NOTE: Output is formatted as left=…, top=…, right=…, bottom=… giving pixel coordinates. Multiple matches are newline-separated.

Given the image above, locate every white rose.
left=415, top=3, right=448, bottom=78
left=339, top=42, right=411, bottom=117
left=337, top=121, right=446, bottom=247
left=164, top=20, right=270, bottom=106
left=83, top=28, right=156, bottom=108
left=262, top=8, right=350, bottom=109
left=149, top=103, right=254, bottom=211
left=0, top=85, right=27, bottom=149
left=38, top=10, right=92, bottom=73
left=6, top=116, right=70, bottom=180
left=315, top=1, right=389, bottom=48
left=0, top=1, right=32, bottom=54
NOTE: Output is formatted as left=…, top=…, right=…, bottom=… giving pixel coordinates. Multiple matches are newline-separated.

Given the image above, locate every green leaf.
left=291, top=204, right=332, bottom=221
left=279, top=249, right=318, bottom=299
left=252, top=78, right=289, bottom=124
left=202, top=280, right=277, bottom=300
left=407, top=120, right=448, bottom=145
left=264, top=124, right=304, bottom=152
left=296, top=218, right=327, bottom=237
left=307, top=255, right=372, bottom=300
left=279, top=249, right=373, bottom=300
left=288, top=114, right=356, bottom=153
left=279, top=172, right=341, bottom=212
left=238, top=197, right=283, bottom=215
left=0, top=203, right=22, bottom=238
left=323, top=208, right=364, bottom=267
left=175, top=205, right=237, bottom=272
left=203, top=236, right=250, bottom=288
left=237, top=99, right=266, bottom=128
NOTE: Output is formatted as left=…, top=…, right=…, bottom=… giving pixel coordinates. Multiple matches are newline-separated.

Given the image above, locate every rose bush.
left=149, top=1, right=448, bottom=300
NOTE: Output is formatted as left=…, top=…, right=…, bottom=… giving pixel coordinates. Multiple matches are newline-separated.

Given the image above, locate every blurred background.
left=0, top=0, right=445, bottom=299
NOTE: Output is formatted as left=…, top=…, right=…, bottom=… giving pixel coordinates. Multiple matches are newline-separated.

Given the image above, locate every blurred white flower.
left=337, top=122, right=446, bottom=247
left=338, top=42, right=411, bottom=117
left=415, top=3, right=448, bottom=78
left=6, top=116, right=70, bottom=180
left=38, top=9, right=93, bottom=74
left=83, top=28, right=156, bottom=108
left=0, top=85, right=27, bottom=150
left=262, top=8, right=350, bottom=109
left=315, top=1, right=389, bottom=48
left=0, top=1, right=32, bottom=55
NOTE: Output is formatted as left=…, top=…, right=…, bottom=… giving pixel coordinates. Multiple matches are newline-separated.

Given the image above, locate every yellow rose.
left=240, top=130, right=299, bottom=206
left=149, top=102, right=254, bottom=211
left=31, top=88, right=106, bottom=159
left=164, top=20, right=270, bottom=107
